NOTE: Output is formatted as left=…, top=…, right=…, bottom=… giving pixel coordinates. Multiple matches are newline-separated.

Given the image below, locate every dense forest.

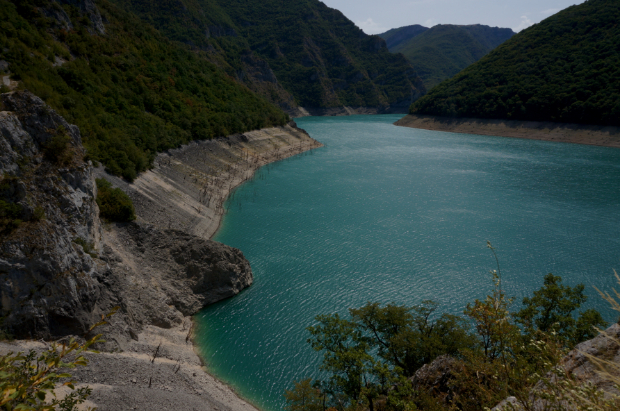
left=410, top=0, right=620, bottom=126
left=110, top=0, right=425, bottom=110
left=0, top=0, right=289, bottom=180
left=379, top=24, right=514, bottom=89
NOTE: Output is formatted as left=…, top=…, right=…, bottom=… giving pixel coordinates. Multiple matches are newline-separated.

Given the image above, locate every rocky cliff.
left=0, top=91, right=253, bottom=349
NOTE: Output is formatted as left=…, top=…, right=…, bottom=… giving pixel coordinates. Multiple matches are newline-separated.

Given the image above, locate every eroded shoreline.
left=0, top=122, right=322, bottom=411
left=90, top=122, right=322, bottom=411
left=395, top=114, right=620, bottom=148
left=96, top=122, right=323, bottom=241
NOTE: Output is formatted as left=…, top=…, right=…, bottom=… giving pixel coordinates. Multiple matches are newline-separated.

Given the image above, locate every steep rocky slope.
left=0, top=89, right=322, bottom=411
left=0, top=90, right=252, bottom=347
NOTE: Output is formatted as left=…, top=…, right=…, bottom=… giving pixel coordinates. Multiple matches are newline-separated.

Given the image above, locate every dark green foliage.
left=305, top=301, right=476, bottom=410
left=43, top=128, right=72, bottom=165
left=32, top=206, right=45, bottom=221
left=111, top=0, right=425, bottom=109
left=379, top=24, right=428, bottom=50
left=95, top=178, right=135, bottom=222
left=0, top=199, right=22, bottom=233
left=514, top=273, right=606, bottom=346
left=291, top=271, right=607, bottom=411
left=349, top=301, right=476, bottom=377
left=411, top=0, right=620, bottom=126
left=1, top=0, right=289, bottom=180
left=218, top=0, right=424, bottom=108
left=379, top=24, right=514, bottom=89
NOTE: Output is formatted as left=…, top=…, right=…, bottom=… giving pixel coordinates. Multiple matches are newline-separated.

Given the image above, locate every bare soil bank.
left=0, top=323, right=259, bottom=411
left=395, top=114, right=620, bottom=148
left=96, top=122, right=323, bottom=241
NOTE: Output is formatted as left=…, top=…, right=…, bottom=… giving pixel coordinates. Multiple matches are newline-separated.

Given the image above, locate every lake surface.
left=195, top=115, right=620, bottom=411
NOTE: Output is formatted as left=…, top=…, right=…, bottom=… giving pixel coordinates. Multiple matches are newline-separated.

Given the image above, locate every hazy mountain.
left=379, top=24, right=515, bottom=89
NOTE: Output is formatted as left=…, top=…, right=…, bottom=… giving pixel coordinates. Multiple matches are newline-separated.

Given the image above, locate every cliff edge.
left=0, top=91, right=261, bottom=411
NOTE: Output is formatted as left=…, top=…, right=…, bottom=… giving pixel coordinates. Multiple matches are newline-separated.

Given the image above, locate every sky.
left=320, top=0, right=586, bottom=34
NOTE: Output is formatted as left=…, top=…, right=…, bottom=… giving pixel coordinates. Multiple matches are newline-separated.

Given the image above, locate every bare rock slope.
left=0, top=91, right=261, bottom=410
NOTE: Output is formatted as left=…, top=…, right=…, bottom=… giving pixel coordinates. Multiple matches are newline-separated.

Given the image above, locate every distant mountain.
left=411, top=0, right=620, bottom=126
left=110, top=0, right=426, bottom=112
left=379, top=24, right=428, bottom=50
left=379, top=24, right=515, bottom=89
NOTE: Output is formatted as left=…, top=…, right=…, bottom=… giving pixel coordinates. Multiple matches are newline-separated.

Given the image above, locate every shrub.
left=31, top=205, right=45, bottom=221
left=43, top=127, right=73, bottom=165
left=0, top=308, right=118, bottom=411
left=73, top=237, right=97, bottom=258
left=0, top=199, right=22, bottom=233
left=95, top=178, right=135, bottom=222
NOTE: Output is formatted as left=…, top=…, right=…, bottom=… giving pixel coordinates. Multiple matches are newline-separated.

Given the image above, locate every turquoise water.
left=195, top=115, right=620, bottom=411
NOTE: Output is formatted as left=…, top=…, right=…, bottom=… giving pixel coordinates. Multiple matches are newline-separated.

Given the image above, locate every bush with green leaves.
left=0, top=308, right=118, bottom=411
left=0, top=199, right=22, bottom=234
left=43, top=128, right=73, bottom=166
left=95, top=178, right=135, bottom=222
left=287, top=246, right=609, bottom=411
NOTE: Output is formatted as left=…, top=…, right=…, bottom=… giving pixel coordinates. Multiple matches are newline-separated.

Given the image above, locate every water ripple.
left=195, top=115, right=620, bottom=411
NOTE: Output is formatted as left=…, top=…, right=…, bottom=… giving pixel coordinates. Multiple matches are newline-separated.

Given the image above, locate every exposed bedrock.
left=0, top=91, right=253, bottom=349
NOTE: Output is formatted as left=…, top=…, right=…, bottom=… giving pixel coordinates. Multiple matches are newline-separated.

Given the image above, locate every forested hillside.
left=0, top=0, right=288, bottom=180
left=379, top=24, right=428, bottom=50
left=379, top=24, right=514, bottom=89
left=411, top=0, right=620, bottom=126
left=111, top=0, right=426, bottom=110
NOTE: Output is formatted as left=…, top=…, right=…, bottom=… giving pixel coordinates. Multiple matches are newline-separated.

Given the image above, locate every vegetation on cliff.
left=109, top=0, right=425, bottom=109
left=0, top=0, right=289, bottom=180
left=286, top=264, right=608, bottom=411
left=379, top=24, right=514, bottom=89
left=95, top=178, right=135, bottom=222
left=410, top=0, right=620, bottom=126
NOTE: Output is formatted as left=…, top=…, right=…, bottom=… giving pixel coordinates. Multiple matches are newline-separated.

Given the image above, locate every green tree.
left=350, top=301, right=475, bottom=377
left=307, top=313, right=385, bottom=411
left=0, top=308, right=118, bottom=410
left=284, top=379, right=324, bottom=411
left=513, top=273, right=607, bottom=346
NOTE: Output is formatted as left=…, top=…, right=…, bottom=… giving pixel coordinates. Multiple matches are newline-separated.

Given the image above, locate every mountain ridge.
left=110, top=0, right=426, bottom=113
left=379, top=24, right=515, bottom=89
left=410, top=0, right=620, bottom=126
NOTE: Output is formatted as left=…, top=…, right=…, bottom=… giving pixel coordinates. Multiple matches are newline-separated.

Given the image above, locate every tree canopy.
left=411, top=0, right=620, bottom=126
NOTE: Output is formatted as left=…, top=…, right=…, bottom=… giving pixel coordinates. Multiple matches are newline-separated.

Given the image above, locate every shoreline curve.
left=395, top=114, right=620, bottom=148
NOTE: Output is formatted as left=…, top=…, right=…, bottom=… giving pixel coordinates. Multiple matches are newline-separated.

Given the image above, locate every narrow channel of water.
left=195, top=115, right=620, bottom=411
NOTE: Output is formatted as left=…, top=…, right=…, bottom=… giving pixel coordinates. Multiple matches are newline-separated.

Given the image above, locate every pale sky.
left=320, top=0, right=587, bottom=34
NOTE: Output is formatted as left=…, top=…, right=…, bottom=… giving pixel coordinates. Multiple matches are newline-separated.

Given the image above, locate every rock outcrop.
left=410, top=355, right=459, bottom=405
left=0, top=91, right=253, bottom=349
left=492, top=323, right=620, bottom=410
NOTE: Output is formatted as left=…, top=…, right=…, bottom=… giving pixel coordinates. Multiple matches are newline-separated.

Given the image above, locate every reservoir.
left=195, top=114, right=620, bottom=411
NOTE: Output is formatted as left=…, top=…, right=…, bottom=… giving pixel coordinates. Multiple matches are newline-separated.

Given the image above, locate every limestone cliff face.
left=0, top=91, right=252, bottom=347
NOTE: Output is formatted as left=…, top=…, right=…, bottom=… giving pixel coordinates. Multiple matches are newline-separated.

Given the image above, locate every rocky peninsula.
left=0, top=90, right=322, bottom=411
left=395, top=114, right=620, bottom=148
